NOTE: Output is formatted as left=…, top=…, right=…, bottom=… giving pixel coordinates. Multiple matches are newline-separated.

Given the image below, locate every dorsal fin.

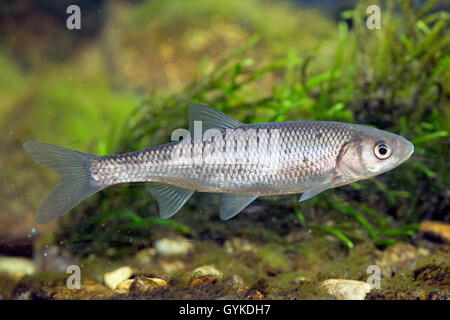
left=188, top=104, right=243, bottom=136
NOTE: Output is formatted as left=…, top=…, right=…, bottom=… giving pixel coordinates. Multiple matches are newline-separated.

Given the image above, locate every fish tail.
left=23, top=142, right=105, bottom=224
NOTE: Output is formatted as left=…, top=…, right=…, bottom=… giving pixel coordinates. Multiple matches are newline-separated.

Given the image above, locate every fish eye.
left=374, top=142, right=392, bottom=160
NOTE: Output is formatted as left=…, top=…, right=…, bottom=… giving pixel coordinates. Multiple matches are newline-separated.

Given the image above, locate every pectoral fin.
left=220, top=194, right=258, bottom=220
left=146, top=183, right=194, bottom=218
left=299, top=175, right=344, bottom=202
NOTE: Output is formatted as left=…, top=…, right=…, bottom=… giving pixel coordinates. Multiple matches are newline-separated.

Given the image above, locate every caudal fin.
left=23, top=142, right=105, bottom=224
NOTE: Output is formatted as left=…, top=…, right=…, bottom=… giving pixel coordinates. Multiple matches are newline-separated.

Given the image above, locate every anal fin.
left=146, top=183, right=194, bottom=218
left=220, top=194, right=258, bottom=220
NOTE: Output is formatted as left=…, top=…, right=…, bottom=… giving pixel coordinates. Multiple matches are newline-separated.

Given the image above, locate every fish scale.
left=89, top=121, right=353, bottom=195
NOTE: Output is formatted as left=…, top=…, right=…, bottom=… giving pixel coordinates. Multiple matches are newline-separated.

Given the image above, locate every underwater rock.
left=224, top=237, right=257, bottom=254
left=154, top=237, right=194, bottom=257
left=189, top=265, right=223, bottom=280
left=135, top=247, right=157, bottom=265
left=75, top=280, right=113, bottom=299
left=0, top=256, right=36, bottom=278
left=129, top=276, right=168, bottom=293
left=188, top=275, right=219, bottom=289
left=160, top=260, right=185, bottom=274
left=286, top=230, right=313, bottom=243
left=321, top=279, right=372, bottom=300
left=0, top=234, right=35, bottom=258
left=291, top=276, right=311, bottom=285
left=420, top=221, right=450, bottom=243
left=413, top=263, right=450, bottom=287
left=366, top=288, right=427, bottom=300
left=428, top=290, right=448, bottom=300
left=13, top=276, right=112, bottom=300
left=103, top=266, right=134, bottom=291
left=34, top=245, right=77, bottom=273
left=384, top=242, right=419, bottom=269
left=223, top=274, right=248, bottom=293
left=377, top=243, right=419, bottom=278
left=114, top=279, right=134, bottom=294
left=245, top=289, right=264, bottom=300
left=417, top=247, right=430, bottom=258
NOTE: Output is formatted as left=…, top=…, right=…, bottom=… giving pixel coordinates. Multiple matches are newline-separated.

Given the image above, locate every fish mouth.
left=406, top=140, right=414, bottom=158
left=398, top=137, right=414, bottom=164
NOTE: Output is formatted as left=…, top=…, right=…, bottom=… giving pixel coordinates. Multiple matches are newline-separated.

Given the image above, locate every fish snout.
left=396, top=136, right=414, bottom=164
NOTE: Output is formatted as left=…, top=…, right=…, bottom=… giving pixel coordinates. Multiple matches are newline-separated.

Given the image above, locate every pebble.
left=291, top=276, right=311, bottom=285
left=0, top=256, right=36, bottom=278
left=385, top=242, right=418, bottom=269
left=224, top=237, right=256, bottom=254
left=420, top=221, right=450, bottom=243
left=13, top=278, right=112, bottom=300
left=34, top=245, right=77, bottom=273
left=154, top=237, right=193, bottom=257
left=286, top=230, right=312, bottom=243
left=188, top=275, right=218, bottom=288
left=103, top=266, right=133, bottom=291
left=245, top=290, right=264, bottom=300
left=160, top=260, right=185, bottom=274
left=189, top=265, right=223, bottom=280
left=418, top=247, right=430, bottom=258
left=135, top=248, right=157, bottom=265
left=222, top=274, right=248, bottom=293
left=114, top=279, right=134, bottom=294
left=130, top=277, right=167, bottom=293
left=73, top=280, right=113, bottom=299
left=428, top=290, right=447, bottom=300
left=377, top=242, right=419, bottom=277
left=321, top=279, right=372, bottom=300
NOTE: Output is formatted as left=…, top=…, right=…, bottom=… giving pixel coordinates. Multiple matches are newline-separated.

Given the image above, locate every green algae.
left=367, top=253, right=450, bottom=300
left=255, top=244, right=293, bottom=274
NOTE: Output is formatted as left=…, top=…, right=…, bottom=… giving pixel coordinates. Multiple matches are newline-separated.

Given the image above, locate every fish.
left=23, top=104, right=414, bottom=224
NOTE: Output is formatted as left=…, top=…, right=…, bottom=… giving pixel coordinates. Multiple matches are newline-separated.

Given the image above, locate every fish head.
left=338, top=125, right=414, bottom=179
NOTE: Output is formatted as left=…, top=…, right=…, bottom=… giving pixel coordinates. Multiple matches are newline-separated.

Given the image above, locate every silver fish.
left=24, top=104, right=414, bottom=224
